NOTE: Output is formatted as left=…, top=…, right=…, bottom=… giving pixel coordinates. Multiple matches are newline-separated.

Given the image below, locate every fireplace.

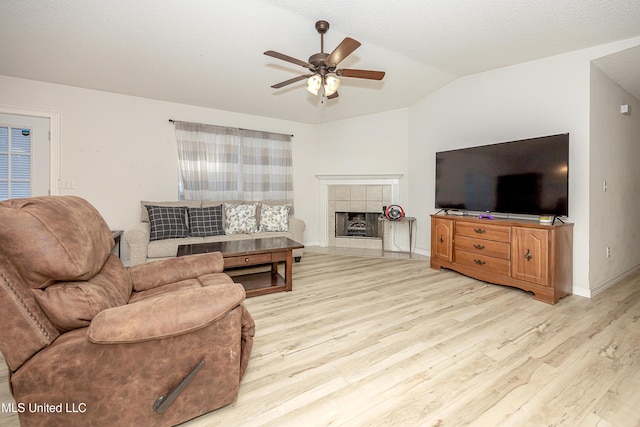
left=316, top=174, right=402, bottom=249
left=335, top=212, right=380, bottom=239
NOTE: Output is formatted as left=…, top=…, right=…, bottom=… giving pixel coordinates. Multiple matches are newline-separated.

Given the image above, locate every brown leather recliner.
left=0, top=196, right=255, bottom=427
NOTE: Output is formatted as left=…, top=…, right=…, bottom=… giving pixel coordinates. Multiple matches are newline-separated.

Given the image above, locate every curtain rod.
left=168, top=119, right=293, bottom=138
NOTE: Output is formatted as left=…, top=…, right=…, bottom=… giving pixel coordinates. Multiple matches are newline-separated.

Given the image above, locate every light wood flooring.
left=2, top=251, right=639, bottom=426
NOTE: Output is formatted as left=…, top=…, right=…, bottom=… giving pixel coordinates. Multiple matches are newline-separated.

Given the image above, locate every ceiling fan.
left=264, top=20, right=385, bottom=99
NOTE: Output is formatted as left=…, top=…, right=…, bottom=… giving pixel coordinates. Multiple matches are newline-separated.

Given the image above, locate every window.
left=174, top=121, right=293, bottom=204
left=0, top=126, right=32, bottom=201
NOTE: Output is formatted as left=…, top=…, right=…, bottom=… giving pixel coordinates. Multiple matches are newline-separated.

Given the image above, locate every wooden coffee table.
left=177, top=237, right=304, bottom=297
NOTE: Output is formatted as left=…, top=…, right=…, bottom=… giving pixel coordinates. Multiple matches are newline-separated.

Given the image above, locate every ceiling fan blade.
left=325, top=37, right=361, bottom=66
left=337, top=69, right=385, bottom=80
left=327, top=91, right=339, bottom=99
left=264, top=50, right=313, bottom=69
left=270, top=74, right=313, bottom=89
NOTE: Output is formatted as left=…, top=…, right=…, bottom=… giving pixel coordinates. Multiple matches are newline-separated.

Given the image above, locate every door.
left=511, top=227, right=549, bottom=285
left=0, top=114, right=50, bottom=200
left=432, top=217, right=454, bottom=262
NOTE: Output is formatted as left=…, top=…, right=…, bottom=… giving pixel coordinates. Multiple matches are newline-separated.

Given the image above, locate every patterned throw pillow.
left=259, top=204, right=290, bottom=232
left=223, top=203, right=258, bottom=234
left=188, top=205, right=225, bottom=237
left=146, top=205, right=189, bottom=241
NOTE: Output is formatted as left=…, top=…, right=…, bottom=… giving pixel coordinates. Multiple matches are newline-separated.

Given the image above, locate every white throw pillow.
left=259, top=204, right=290, bottom=232
left=224, top=203, right=258, bottom=234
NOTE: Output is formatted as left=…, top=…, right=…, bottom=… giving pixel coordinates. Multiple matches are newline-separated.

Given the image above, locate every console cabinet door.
left=511, top=227, right=549, bottom=285
left=432, top=218, right=454, bottom=262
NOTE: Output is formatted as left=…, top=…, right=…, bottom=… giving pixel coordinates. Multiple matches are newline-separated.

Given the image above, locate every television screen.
left=435, top=133, right=569, bottom=216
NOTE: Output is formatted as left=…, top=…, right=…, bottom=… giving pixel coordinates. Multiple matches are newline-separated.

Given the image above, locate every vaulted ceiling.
left=1, top=0, right=639, bottom=124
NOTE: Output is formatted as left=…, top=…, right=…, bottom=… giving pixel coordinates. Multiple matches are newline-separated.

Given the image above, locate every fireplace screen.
left=335, top=212, right=380, bottom=239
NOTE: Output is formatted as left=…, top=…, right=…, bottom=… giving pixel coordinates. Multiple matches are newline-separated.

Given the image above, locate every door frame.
left=0, top=105, right=60, bottom=196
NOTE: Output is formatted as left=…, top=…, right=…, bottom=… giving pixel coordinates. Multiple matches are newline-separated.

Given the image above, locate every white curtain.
left=174, top=121, right=293, bottom=204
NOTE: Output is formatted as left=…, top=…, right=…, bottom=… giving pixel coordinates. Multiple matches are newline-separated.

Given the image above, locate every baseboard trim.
left=413, top=247, right=430, bottom=257
left=571, top=286, right=591, bottom=299
left=590, top=264, right=640, bottom=297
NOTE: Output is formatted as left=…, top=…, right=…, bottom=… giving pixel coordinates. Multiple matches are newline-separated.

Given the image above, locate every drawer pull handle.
left=473, top=259, right=486, bottom=266
left=473, top=244, right=485, bottom=250
left=474, top=228, right=486, bottom=234
left=524, top=249, right=532, bottom=262
left=245, top=257, right=250, bottom=263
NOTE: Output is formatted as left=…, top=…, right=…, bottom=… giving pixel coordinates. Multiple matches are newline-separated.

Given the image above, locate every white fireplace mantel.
left=316, top=174, right=403, bottom=247
left=316, top=174, right=403, bottom=182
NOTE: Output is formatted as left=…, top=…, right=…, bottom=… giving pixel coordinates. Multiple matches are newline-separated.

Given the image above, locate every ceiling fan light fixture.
left=324, top=74, right=340, bottom=96
left=306, top=74, right=322, bottom=95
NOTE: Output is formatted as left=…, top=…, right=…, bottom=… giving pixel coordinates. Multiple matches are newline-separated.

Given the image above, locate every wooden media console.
left=430, top=214, right=573, bottom=304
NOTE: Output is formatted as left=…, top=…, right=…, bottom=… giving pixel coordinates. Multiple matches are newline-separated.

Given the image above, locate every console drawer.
left=455, top=235, right=510, bottom=260
left=224, top=253, right=272, bottom=267
left=455, top=250, right=510, bottom=276
left=455, top=222, right=511, bottom=242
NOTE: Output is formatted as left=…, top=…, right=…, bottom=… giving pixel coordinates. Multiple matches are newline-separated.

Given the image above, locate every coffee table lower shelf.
left=231, top=270, right=287, bottom=297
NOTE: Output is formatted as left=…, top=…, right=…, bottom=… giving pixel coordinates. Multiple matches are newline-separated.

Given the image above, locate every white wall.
left=589, top=64, right=640, bottom=293
left=313, top=108, right=410, bottom=247
left=0, top=75, right=318, bottom=261
left=315, top=108, right=409, bottom=180
left=0, top=76, right=410, bottom=260
left=407, top=37, right=640, bottom=297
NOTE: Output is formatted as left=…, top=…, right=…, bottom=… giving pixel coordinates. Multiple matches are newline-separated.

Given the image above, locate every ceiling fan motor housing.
left=309, top=53, right=334, bottom=74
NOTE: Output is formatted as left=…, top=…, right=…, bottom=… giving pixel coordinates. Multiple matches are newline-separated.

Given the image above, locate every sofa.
left=125, top=200, right=305, bottom=266
left=0, top=195, right=255, bottom=427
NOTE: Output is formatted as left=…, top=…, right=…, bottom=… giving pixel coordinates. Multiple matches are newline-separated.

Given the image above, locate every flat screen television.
left=435, top=133, right=569, bottom=217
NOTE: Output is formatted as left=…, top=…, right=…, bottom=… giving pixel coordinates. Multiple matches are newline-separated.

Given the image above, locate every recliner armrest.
left=87, top=283, right=245, bottom=344
left=129, top=252, right=225, bottom=292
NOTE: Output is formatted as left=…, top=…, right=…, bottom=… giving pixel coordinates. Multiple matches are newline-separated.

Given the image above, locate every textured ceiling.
left=1, top=0, right=639, bottom=124
left=593, top=45, right=640, bottom=98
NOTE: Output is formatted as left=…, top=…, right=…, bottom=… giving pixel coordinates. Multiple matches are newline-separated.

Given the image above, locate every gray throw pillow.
left=188, top=205, right=225, bottom=237
left=146, top=205, right=188, bottom=241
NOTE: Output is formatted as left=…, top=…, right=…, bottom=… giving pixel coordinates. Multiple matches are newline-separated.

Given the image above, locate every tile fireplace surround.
left=317, top=175, right=402, bottom=250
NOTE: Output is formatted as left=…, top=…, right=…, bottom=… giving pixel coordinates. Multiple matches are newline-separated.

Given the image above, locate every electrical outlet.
left=59, top=179, right=76, bottom=189
left=603, top=180, right=608, bottom=192
left=606, top=247, right=611, bottom=258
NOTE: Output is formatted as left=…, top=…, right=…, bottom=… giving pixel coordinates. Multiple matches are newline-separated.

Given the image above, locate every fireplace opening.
left=335, top=212, right=380, bottom=239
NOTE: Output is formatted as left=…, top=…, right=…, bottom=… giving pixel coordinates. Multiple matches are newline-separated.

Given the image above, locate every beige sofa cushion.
left=148, top=236, right=203, bottom=258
